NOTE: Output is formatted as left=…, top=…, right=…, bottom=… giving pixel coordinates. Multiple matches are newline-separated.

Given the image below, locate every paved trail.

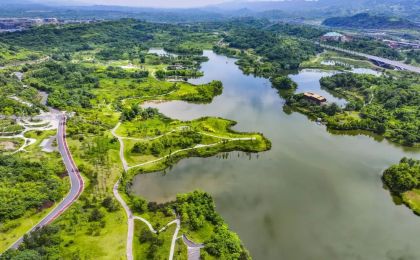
left=128, top=137, right=255, bottom=170
left=111, top=122, right=209, bottom=260
left=182, top=235, right=204, bottom=260
left=7, top=115, right=84, bottom=250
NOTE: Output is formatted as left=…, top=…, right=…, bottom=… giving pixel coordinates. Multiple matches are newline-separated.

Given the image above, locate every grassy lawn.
left=57, top=203, right=127, bottom=260
left=0, top=44, right=41, bottom=66
left=0, top=138, right=23, bottom=153
left=0, top=119, right=24, bottom=135
left=133, top=220, right=177, bottom=260
left=402, top=189, right=420, bottom=215
left=117, top=115, right=270, bottom=175
left=174, top=238, right=188, bottom=260
left=41, top=124, right=128, bottom=259
left=300, top=51, right=378, bottom=70
left=0, top=204, right=59, bottom=252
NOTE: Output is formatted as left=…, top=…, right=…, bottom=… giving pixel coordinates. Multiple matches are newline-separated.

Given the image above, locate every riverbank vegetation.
left=3, top=16, right=417, bottom=259
left=127, top=190, right=250, bottom=259
left=116, top=112, right=270, bottom=178
left=382, top=158, right=420, bottom=215
left=285, top=72, right=420, bottom=146
left=0, top=18, right=272, bottom=258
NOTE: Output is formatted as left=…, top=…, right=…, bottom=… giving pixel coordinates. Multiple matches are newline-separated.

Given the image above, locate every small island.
left=382, top=158, right=420, bottom=215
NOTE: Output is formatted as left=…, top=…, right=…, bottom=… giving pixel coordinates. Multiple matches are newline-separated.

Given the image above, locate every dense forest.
left=328, top=38, right=403, bottom=60
left=222, top=27, right=319, bottom=72
left=0, top=155, right=67, bottom=222
left=383, top=158, right=420, bottom=195
left=175, top=191, right=250, bottom=259
left=323, top=13, right=418, bottom=29
left=0, top=71, right=42, bottom=116
left=382, top=158, right=420, bottom=215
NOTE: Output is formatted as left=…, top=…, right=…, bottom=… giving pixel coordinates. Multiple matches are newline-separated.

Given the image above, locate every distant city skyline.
left=36, top=0, right=248, bottom=8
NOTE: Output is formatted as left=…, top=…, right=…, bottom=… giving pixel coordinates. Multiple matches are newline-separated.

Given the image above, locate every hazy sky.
left=43, top=0, right=239, bottom=8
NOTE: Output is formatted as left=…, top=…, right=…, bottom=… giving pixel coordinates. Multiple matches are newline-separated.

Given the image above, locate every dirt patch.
left=0, top=141, right=16, bottom=151
left=38, top=200, right=54, bottom=211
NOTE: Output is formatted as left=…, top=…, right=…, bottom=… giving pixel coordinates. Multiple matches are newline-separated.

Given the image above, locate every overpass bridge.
left=318, top=43, right=420, bottom=74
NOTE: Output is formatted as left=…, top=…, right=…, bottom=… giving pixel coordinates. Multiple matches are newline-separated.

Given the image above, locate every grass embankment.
left=285, top=72, right=420, bottom=147
left=403, top=189, right=420, bottom=215
left=117, top=114, right=270, bottom=178
left=0, top=119, right=24, bottom=136
left=116, top=113, right=269, bottom=259
left=382, top=158, right=420, bottom=215
left=300, top=51, right=378, bottom=70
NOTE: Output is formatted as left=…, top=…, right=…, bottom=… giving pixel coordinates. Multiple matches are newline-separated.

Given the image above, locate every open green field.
left=0, top=119, right=23, bottom=136
left=300, top=50, right=378, bottom=70
left=0, top=43, right=41, bottom=67
left=0, top=138, right=23, bottom=153
left=116, top=115, right=270, bottom=177
left=133, top=220, right=175, bottom=260
left=403, top=189, right=420, bottom=215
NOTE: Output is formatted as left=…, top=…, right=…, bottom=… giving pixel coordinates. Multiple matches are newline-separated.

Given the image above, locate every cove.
left=134, top=50, right=420, bottom=259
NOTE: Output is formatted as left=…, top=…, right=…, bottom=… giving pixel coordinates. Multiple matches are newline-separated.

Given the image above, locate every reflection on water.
left=289, top=69, right=347, bottom=106
left=134, top=50, right=420, bottom=259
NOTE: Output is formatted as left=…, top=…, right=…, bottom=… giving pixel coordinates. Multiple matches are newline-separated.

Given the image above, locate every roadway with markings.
left=7, top=114, right=84, bottom=250
left=319, top=43, right=420, bottom=74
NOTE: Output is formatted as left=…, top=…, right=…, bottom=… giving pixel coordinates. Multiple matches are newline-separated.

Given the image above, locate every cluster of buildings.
left=0, top=18, right=98, bottom=33
left=0, top=18, right=58, bottom=32
left=320, top=32, right=352, bottom=43
left=321, top=31, right=420, bottom=50
left=382, top=39, right=420, bottom=49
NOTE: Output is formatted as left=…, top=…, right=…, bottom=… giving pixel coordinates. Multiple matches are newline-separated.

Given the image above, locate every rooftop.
left=323, top=32, right=344, bottom=37
left=304, top=92, right=327, bottom=102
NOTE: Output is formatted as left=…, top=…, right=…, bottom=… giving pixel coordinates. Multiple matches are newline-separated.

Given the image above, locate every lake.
left=135, top=50, right=420, bottom=259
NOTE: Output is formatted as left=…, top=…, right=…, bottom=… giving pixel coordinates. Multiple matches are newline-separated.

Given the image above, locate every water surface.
left=134, top=51, right=420, bottom=260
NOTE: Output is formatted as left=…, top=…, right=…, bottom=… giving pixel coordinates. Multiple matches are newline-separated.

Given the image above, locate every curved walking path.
left=112, top=180, right=134, bottom=260
left=112, top=122, right=181, bottom=260
left=112, top=122, right=255, bottom=171
left=6, top=114, right=84, bottom=250
left=182, top=235, right=204, bottom=260
left=0, top=117, right=58, bottom=154
left=112, top=121, right=215, bottom=260
left=169, top=219, right=181, bottom=260
left=128, top=137, right=255, bottom=170
left=122, top=90, right=176, bottom=103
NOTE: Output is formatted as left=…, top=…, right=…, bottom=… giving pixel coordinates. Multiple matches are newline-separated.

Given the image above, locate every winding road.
left=7, top=114, right=84, bottom=250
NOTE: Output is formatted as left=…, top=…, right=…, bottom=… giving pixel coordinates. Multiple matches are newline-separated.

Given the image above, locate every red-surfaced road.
left=8, top=114, right=84, bottom=250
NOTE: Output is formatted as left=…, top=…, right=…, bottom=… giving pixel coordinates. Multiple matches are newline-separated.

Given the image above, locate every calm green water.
left=135, top=51, right=420, bottom=259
